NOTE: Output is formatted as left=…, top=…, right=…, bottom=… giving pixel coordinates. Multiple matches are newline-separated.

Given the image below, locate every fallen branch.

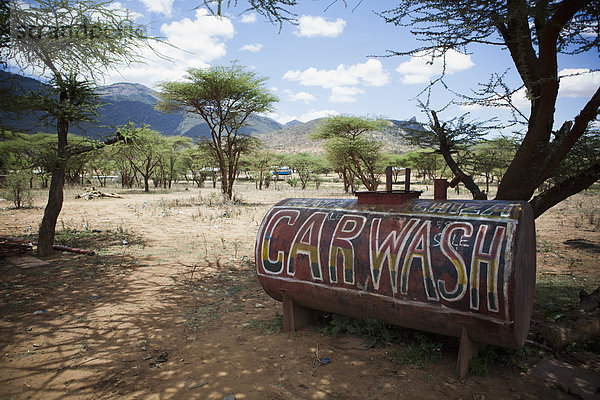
left=0, top=236, right=96, bottom=256
left=75, top=188, right=122, bottom=200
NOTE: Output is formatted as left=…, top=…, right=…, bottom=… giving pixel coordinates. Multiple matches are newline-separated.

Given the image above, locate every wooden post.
left=385, top=166, right=393, bottom=192
left=434, top=179, right=450, bottom=200
left=404, top=168, right=411, bottom=192
left=456, top=327, right=480, bottom=379
left=282, top=291, right=313, bottom=333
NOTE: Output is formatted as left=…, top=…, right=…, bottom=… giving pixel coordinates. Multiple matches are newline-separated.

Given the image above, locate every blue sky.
left=12, top=0, right=600, bottom=129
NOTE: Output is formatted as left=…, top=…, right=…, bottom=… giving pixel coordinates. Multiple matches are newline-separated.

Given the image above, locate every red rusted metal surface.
left=434, top=179, right=450, bottom=200
left=434, top=175, right=464, bottom=200
left=356, top=190, right=422, bottom=205
left=255, top=198, right=536, bottom=348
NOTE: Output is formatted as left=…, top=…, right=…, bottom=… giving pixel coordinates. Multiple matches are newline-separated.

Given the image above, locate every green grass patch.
left=321, top=314, right=403, bottom=343
left=53, top=225, right=143, bottom=250
left=244, top=313, right=283, bottom=335
left=321, top=314, right=447, bottom=369
left=534, top=274, right=597, bottom=319
left=469, top=346, right=539, bottom=375
left=183, top=302, right=223, bottom=329
left=565, top=337, right=600, bottom=354
left=386, top=333, right=443, bottom=369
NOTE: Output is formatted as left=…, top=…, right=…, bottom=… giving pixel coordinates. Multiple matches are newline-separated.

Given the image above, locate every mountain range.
left=0, top=71, right=419, bottom=153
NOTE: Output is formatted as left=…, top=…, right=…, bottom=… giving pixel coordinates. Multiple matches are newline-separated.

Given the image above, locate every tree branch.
left=545, top=85, right=600, bottom=176
left=529, top=160, right=600, bottom=218
left=431, top=111, right=487, bottom=200
left=66, top=131, right=126, bottom=157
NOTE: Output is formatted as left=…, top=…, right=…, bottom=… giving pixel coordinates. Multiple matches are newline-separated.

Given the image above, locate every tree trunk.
left=430, top=111, right=487, bottom=200
left=38, top=164, right=65, bottom=256
left=38, top=111, right=69, bottom=257
left=342, top=169, right=349, bottom=193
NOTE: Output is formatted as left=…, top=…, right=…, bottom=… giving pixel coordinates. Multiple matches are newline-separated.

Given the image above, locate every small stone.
left=255, top=303, right=265, bottom=308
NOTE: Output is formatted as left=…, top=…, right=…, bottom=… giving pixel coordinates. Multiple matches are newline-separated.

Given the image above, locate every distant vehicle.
left=272, top=167, right=291, bottom=176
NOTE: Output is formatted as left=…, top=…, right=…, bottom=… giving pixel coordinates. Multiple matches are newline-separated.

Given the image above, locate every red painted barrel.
left=255, top=198, right=536, bottom=348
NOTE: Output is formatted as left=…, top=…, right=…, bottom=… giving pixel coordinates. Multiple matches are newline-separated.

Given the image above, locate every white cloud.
left=159, top=9, right=233, bottom=55
left=138, top=0, right=174, bottom=17
left=559, top=68, right=600, bottom=98
left=507, top=87, right=530, bottom=110
left=106, top=9, right=234, bottom=87
left=240, top=13, right=257, bottom=23
left=268, top=109, right=339, bottom=124
left=285, top=90, right=317, bottom=103
left=283, top=60, right=389, bottom=103
left=284, top=60, right=389, bottom=89
left=295, top=15, right=346, bottom=38
left=329, top=86, right=364, bottom=103
left=396, top=49, right=475, bottom=84
left=240, top=43, right=263, bottom=52
left=299, top=109, right=339, bottom=122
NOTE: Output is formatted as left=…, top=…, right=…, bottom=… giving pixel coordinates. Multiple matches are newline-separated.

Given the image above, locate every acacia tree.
left=472, top=137, right=518, bottom=194
left=313, top=116, right=386, bottom=191
left=115, top=123, right=165, bottom=193
left=403, top=111, right=494, bottom=198
left=163, top=136, right=192, bottom=188
left=86, top=146, right=117, bottom=187
left=378, top=1, right=600, bottom=217
left=180, top=145, right=217, bottom=188
left=290, top=153, right=319, bottom=190
left=209, top=1, right=599, bottom=217
left=2, top=0, right=155, bottom=255
left=247, top=149, right=274, bottom=190
left=0, top=131, right=55, bottom=188
left=156, top=64, right=277, bottom=200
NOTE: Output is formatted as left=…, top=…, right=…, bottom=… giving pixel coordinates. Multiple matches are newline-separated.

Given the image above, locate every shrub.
left=5, top=170, right=32, bottom=208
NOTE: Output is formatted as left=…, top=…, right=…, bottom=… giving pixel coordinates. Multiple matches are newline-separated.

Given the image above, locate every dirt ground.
left=0, top=181, right=599, bottom=400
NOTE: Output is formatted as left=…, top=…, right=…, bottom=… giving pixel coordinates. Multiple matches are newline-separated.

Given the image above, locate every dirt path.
left=1, top=183, right=599, bottom=399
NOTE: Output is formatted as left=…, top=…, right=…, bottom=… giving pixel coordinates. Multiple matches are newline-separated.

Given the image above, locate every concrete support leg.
left=456, top=327, right=480, bottom=379
left=282, top=292, right=313, bottom=333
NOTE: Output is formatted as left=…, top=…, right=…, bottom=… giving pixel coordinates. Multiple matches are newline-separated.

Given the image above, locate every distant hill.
left=0, top=71, right=421, bottom=153
left=256, top=118, right=417, bottom=154
left=284, top=119, right=303, bottom=128
left=0, top=71, right=283, bottom=138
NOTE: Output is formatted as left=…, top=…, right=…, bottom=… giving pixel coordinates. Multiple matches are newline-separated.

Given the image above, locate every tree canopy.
left=381, top=1, right=600, bottom=217
left=2, top=0, right=156, bottom=255
left=156, top=63, right=277, bottom=200
left=213, top=0, right=599, bottom=217
left=313, top=115, right=386, bottom=191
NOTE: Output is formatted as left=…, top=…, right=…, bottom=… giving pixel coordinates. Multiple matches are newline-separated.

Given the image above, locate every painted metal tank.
left=255, top=196, right=536, bottom=348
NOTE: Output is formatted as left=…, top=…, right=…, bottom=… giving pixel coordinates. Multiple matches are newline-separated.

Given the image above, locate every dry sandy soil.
left=0, top=180, right=599, bottom=400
